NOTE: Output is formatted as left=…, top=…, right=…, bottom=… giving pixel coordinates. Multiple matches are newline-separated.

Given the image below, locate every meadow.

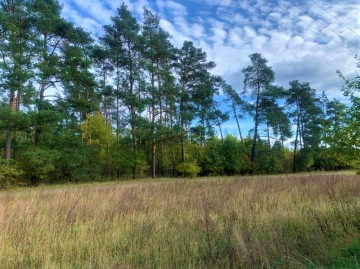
left=0, top=173, right=359, bottom=268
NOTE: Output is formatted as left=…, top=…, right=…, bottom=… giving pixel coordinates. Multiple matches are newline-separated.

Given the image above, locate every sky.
left=59, top=0, right=360, bottom=137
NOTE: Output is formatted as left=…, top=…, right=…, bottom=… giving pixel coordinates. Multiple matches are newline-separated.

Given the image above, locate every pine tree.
left=223, top=83, right=246, bottom=141
left=60, top=27, right=98, bottom=119
left=286, top=80, right=322, bottom=172
left=141, top=8, right=173, bottom=178
left=0, top=0, right=34, bottom=161
left=102, top=4, right=143, bottom=179
left=29, top=0, right=78, bottom=145
left=242, top=53, right=275, bottom=166
left=174, top=41, right=215, bottom=162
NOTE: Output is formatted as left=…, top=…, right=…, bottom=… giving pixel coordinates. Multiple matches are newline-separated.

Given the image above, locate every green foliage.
left=108, top=142, right=134, bottom=177
left=255, top=154, right=283, bottom=174
left=0, top=0, right=355, bottom=185
left=202, top=138, right=224, bottom=175
left=255, top=141, right=292, bottom=174
left=286, top=80, right=323, bottom=172
left=174, top=40, right=218, bottom=162
left=17, top=147, right=59, bottom=185
left=325, top=238, right=360, bottom=268
left=0, top=158, right=23, bottom=188
left=201, top=136, right=254, bottom=176
left=105, top=137, right=149, bottom=179
left=222, top=135, right=246, bottom=175
left=177, top=162, right=201, bottom=178
left=30, top=102, right=63, bottom=145
left=316, top=147, right=352, bottom=172
left=80, top=112, right=115, bottom=146
left=186, top=142, right=205, bottom=165
left=0, top=106, right=31, bottom=131
left=48, top=128, right=103, bottom=182
left=55, top=144, right=102, bottom=182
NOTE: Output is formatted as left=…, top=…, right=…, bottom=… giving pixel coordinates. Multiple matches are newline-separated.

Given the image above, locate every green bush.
left=17, top=147, right=59, bottom=185
left=177, top=162, right=201, bottom=178
left=222, top=135, right=247, bottom=175
left=0, top=158, right=23, bottom=188
left=202, top=138, right=224, bottom=175
left=54, top=144, right=102, bottom=182
left=256, top=154, right=283, bottom=174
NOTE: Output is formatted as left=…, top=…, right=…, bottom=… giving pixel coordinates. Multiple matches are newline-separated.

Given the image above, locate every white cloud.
left=106, top=0, right=134, bottom=11
left=58, top=0, right=360, bottom=101
left=209, top=20, right=227, bottom=44
left=61, top=3, right=101, bottom=34
left=159, top=18, right=189, bottom=47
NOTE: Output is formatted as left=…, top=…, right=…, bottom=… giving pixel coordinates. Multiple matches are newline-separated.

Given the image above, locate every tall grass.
left=0, top=173, right=359, bottom=268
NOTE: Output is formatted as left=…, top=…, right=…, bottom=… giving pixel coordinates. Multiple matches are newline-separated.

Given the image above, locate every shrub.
left=17, top=147, right=59, bottom=185
left=202, top=138, right=224, bottom=175
left=54, top=144, right=102, bottom=182
left=0, top=159, right=23, bottom=188
left=177, top=162, right=201, bottom=178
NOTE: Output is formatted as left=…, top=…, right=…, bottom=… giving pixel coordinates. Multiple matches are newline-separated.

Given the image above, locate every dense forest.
left=0, top=0, right=359, bottom=186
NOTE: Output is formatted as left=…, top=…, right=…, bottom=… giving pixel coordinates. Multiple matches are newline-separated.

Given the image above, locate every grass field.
left=0, top=173, right=359, bottom=268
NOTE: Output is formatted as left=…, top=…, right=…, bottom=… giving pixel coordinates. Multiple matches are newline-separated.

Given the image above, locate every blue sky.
left=59, top=0, right=360, bottom=138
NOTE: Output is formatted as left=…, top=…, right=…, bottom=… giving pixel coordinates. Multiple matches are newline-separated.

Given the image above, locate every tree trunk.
left=151, top=71, right=156, bottom=179
left=159, top=96, right=165, bottom=176
left=34, top=34, right=48, bottom=146
left=5, top=130, right=12, bottom=163
left=128, top=43, right=137, bottom=180
left=131, top=106, right=136, bottom=180
left=251, top=117, right=259, bottom=164
left=13, top=90, right=21, bottom=158
left=152, top=138, right=156, bottom=178
left=170, top=102, right=176, bottom=176
left=116, top=94, right=120, bottom=142
left=251, top=90, right=260, bottom=164
left=266, top=119, right=271, bottom=153
left=216, top=114, right=224, bottom=142
left=180, top=98, right=186, bottom=163
left=116, top=67, right=121, bottom=142
left=5, top=91, right=17, bottom=162
left=233, top=102, right=243, bottom=141
left=293, top=112, right=300, bottom=173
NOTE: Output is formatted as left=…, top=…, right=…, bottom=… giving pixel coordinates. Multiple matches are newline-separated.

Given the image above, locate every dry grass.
left=0, top=173, right=360, bottom=268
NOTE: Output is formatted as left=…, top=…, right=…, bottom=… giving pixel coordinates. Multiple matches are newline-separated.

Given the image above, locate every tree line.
left=0, top=0, right=358, bottom=186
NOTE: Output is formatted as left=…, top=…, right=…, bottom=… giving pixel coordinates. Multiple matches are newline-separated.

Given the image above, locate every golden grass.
left=0, top=173, right=359, bottom=268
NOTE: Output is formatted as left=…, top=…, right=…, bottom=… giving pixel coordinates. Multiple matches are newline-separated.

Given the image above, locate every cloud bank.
left=59, top=0, right=360, bottom=135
